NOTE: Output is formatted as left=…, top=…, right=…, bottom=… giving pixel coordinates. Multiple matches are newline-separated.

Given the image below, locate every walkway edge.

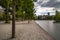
left=34, top=21, right=56, bottom=40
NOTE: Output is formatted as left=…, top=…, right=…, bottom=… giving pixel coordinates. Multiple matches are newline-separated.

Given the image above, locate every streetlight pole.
left=12, top=0, right=16, bottom=38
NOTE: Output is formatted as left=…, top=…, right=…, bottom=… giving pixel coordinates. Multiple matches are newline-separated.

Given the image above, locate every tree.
left=23, top=0, right=34, bottom=23
left=16, top=0, right=24, bottom=21
left=0, top=0, right=11, bottom=23
left=11, top=0, right=34, bottom=38
left=15, top=0, right=34, bottom=22
left=54, top=10, right=60, bottom=22
left=11, top=0, right=17, bottom=38
left=11, top=0, right=24, bottom=38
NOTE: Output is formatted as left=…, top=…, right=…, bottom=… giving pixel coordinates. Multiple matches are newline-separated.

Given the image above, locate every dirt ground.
left=0, top=21, right=55, bottom=40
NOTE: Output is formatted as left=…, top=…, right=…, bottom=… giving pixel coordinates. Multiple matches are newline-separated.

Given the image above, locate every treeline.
left=35, top=10, right=60, bottom=22
left=37, top=15, right=54, bottom=20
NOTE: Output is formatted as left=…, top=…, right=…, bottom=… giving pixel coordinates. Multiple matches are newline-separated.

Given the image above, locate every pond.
left=35, top=20, right=60, bottom=40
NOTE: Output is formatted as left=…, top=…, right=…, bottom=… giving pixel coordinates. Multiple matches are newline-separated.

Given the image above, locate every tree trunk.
left=5, top=3, right=10, bottom=23
left=28, top=20, right=30, bottom=24
left=21, top=12, right=24, bottom=21
left=12, top=0, right=16, bottom=38
left=28, top=18, right=30, bottom=24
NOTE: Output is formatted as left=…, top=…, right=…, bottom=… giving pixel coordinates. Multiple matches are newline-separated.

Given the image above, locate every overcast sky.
left=34, top=0, right=60, bottom=16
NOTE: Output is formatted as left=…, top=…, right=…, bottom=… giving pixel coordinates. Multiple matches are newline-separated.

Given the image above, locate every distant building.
left=47, top=12, right=50, bottom=16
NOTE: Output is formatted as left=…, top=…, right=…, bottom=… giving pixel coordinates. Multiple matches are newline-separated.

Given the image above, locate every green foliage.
left=0, top=14, right=4, bottom=20
left=23, top=0, right=34, bottom=20
left=0, top=0, right=34, bottom=21
left=16, top=10, right=22, bottom=20
left=0, top=0, right=12, bottom=23
left=54, top=11, right=60, bottom=22
left=0, top=0, right=11, bottom=8
left=15, top=0, right=34, bottom=20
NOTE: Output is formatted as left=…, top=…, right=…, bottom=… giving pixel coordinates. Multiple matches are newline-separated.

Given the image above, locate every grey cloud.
left=37, top=0, right=60, bottom=8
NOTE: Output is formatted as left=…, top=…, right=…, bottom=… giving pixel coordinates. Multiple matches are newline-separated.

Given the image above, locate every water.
left=35, top=20, right=60, bottom=40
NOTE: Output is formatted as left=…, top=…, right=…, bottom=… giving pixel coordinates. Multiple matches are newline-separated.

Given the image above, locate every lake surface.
left=35, top=20, right=60, bottom=40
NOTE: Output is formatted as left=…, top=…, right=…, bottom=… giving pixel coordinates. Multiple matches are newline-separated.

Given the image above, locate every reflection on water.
left=35, top=20, right=60, bottom=40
